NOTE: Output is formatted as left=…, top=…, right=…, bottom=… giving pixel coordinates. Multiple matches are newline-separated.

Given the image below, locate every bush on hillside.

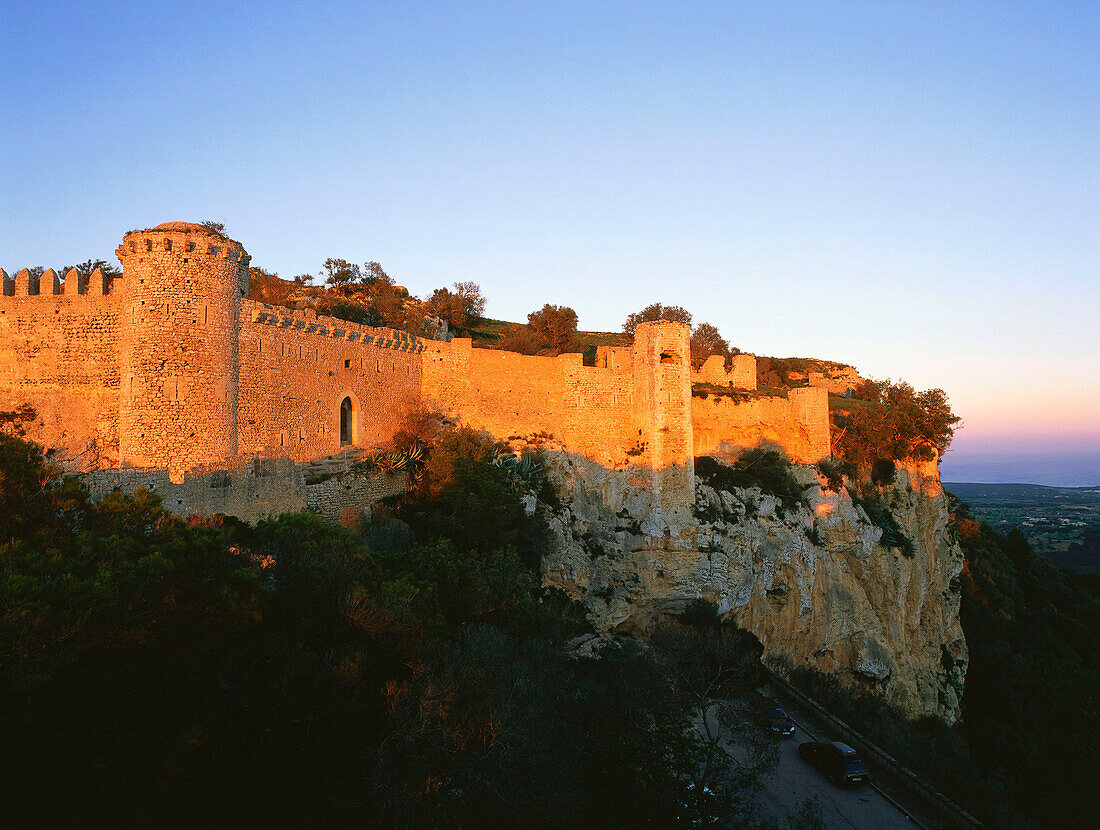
left=871, top=458, right=898, bottom=486
left=695, top=449, right=806, bottom=509
left=528, top=304, right=579, bottom=353
left=329, top=300, right=383, bottom=327
left=814, top=456, right=855, bottom=492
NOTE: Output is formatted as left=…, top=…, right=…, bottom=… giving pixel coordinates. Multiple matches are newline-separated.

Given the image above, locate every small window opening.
left=660, top=351, right=680, bottom=364
left=340, top=397, right=354, bottom=446
left=344, top=359, right=350, bottom=368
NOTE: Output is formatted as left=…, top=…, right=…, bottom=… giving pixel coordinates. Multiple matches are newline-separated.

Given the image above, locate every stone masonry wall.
left=693, top=353, right=757, bottom=389
left=238, top=301, right=424, bottom=460
left=85, top=455, right=406, bottom=525
left=1, top=223, right=833, bottom=523
left=0, top=270, right=123, bottom=469
left=420, top=338, right=638, bottom=468
left=631, top=322, right=695, bottom=517
left=692, top=386, right=831, bottom=464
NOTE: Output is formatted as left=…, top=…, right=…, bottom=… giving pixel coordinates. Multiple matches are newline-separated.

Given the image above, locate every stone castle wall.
left=693, top=353, right=757, bottom=389
left=238, top=300, right=423, bottom=461
left=0, top=268, right=124, bottom=468
left=1, top=223, right=832, bottom=521
left=692, top=386, right=830, bottom=464
left=421, top=338, right=636, bottom=467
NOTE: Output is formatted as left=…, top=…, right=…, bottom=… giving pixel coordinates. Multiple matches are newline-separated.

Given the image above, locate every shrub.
left=871, top=458, right=898, bottom=486
left=695, top=449, right=806, bottom=508
left=329, top=300, right=383, bottom=327
left=814, top=457, right=854, bottom=491
left=495, top=325, right=551, bottom=355
left=851, top=493, right=914, bottom=556
left=528, top=304, right=578, bottom=353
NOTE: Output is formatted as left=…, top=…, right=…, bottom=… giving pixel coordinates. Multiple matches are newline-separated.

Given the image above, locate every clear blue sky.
left=2, top=2, right=1097, bottom=481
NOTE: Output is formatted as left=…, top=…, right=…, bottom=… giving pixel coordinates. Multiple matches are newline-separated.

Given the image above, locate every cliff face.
left=539, top=453, right=968, bottom=723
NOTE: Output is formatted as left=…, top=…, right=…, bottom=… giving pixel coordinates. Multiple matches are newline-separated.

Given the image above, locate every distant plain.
left=944, top=482, right=1100, bottom=574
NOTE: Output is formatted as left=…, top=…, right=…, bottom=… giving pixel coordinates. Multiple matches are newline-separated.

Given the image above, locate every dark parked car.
left=798, top=741, right=869, bottom=786
left=766, top=706, right=796, bottom=737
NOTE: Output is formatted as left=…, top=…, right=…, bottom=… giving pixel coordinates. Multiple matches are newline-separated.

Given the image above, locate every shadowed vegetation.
left=1, top=428, right=802, bottom=828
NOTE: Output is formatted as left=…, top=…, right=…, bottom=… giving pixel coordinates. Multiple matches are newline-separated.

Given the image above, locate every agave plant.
left=492, top=452, right=545, bottom=489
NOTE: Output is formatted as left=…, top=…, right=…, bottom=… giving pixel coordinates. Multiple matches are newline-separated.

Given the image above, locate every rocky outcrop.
left=538, top=452, right=968, bottom=723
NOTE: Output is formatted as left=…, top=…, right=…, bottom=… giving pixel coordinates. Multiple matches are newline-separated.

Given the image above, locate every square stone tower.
left=631, top=320, right=694, bottom=523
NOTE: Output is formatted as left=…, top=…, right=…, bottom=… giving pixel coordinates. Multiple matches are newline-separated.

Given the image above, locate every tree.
left=321, top=258, right=361, bottom=295
left=528, top=304, right=579, bottom=353
left=425, top=287, right=467, bottom=328
left=425, top=283, right=486, bottom=330
left=454, top=281, right=486, bottom=325
left=62, top=259, right=121, bottom=281
left=690, top=322, right=730, bottom=370
left=199, top=220, right=226, bottom=235
left=363, top=261, right=390, bottom=286
left=831, top=379, right=961, bottom=466
left=623, top=303, right=693, bottom=337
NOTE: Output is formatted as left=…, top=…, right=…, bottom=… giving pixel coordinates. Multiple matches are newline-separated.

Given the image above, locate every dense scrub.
left=695, top=449, right=807, bottom=510
left=952, top=498, right=1100, bottom=828
left=0, top=431, right=802, bottom=828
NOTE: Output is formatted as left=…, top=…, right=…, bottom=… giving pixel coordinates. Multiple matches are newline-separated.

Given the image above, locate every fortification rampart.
left=239, top=300, right=424, bottom=460
left=0, top=272, right=124, bottom=468
left=692, top=386, right=830, bottom=464
left=1, top=221, right=832, bottom=522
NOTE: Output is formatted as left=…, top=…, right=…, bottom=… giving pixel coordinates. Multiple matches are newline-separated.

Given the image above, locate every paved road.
left=748, top=722, right=920, bottom=830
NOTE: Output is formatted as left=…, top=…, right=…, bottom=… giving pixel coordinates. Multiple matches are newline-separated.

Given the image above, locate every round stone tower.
left=115, top=222, right=250, bottom=480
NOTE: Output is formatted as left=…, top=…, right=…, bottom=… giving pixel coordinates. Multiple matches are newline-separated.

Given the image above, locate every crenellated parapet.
left=116, top=222, right=250, bottom=297
left=250, top=305, right=427, bottom=354
left=1, top=267, right=118, bottom=297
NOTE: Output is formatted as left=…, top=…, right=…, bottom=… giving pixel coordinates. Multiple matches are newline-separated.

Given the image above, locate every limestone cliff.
left=537, top=452, right=968, bottom=723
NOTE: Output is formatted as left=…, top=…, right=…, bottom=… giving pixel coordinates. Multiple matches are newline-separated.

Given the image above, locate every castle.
left=0, top=222, right=830, bottom=521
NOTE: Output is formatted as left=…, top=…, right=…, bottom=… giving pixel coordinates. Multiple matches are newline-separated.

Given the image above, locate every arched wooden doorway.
left=340, top=396, right=354, bottom=446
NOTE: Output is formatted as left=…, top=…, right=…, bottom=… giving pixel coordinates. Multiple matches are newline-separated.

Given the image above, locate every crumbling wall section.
left=85, top=455, right=406, bottom=525
left=693, top=353, right=757, bottom=390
